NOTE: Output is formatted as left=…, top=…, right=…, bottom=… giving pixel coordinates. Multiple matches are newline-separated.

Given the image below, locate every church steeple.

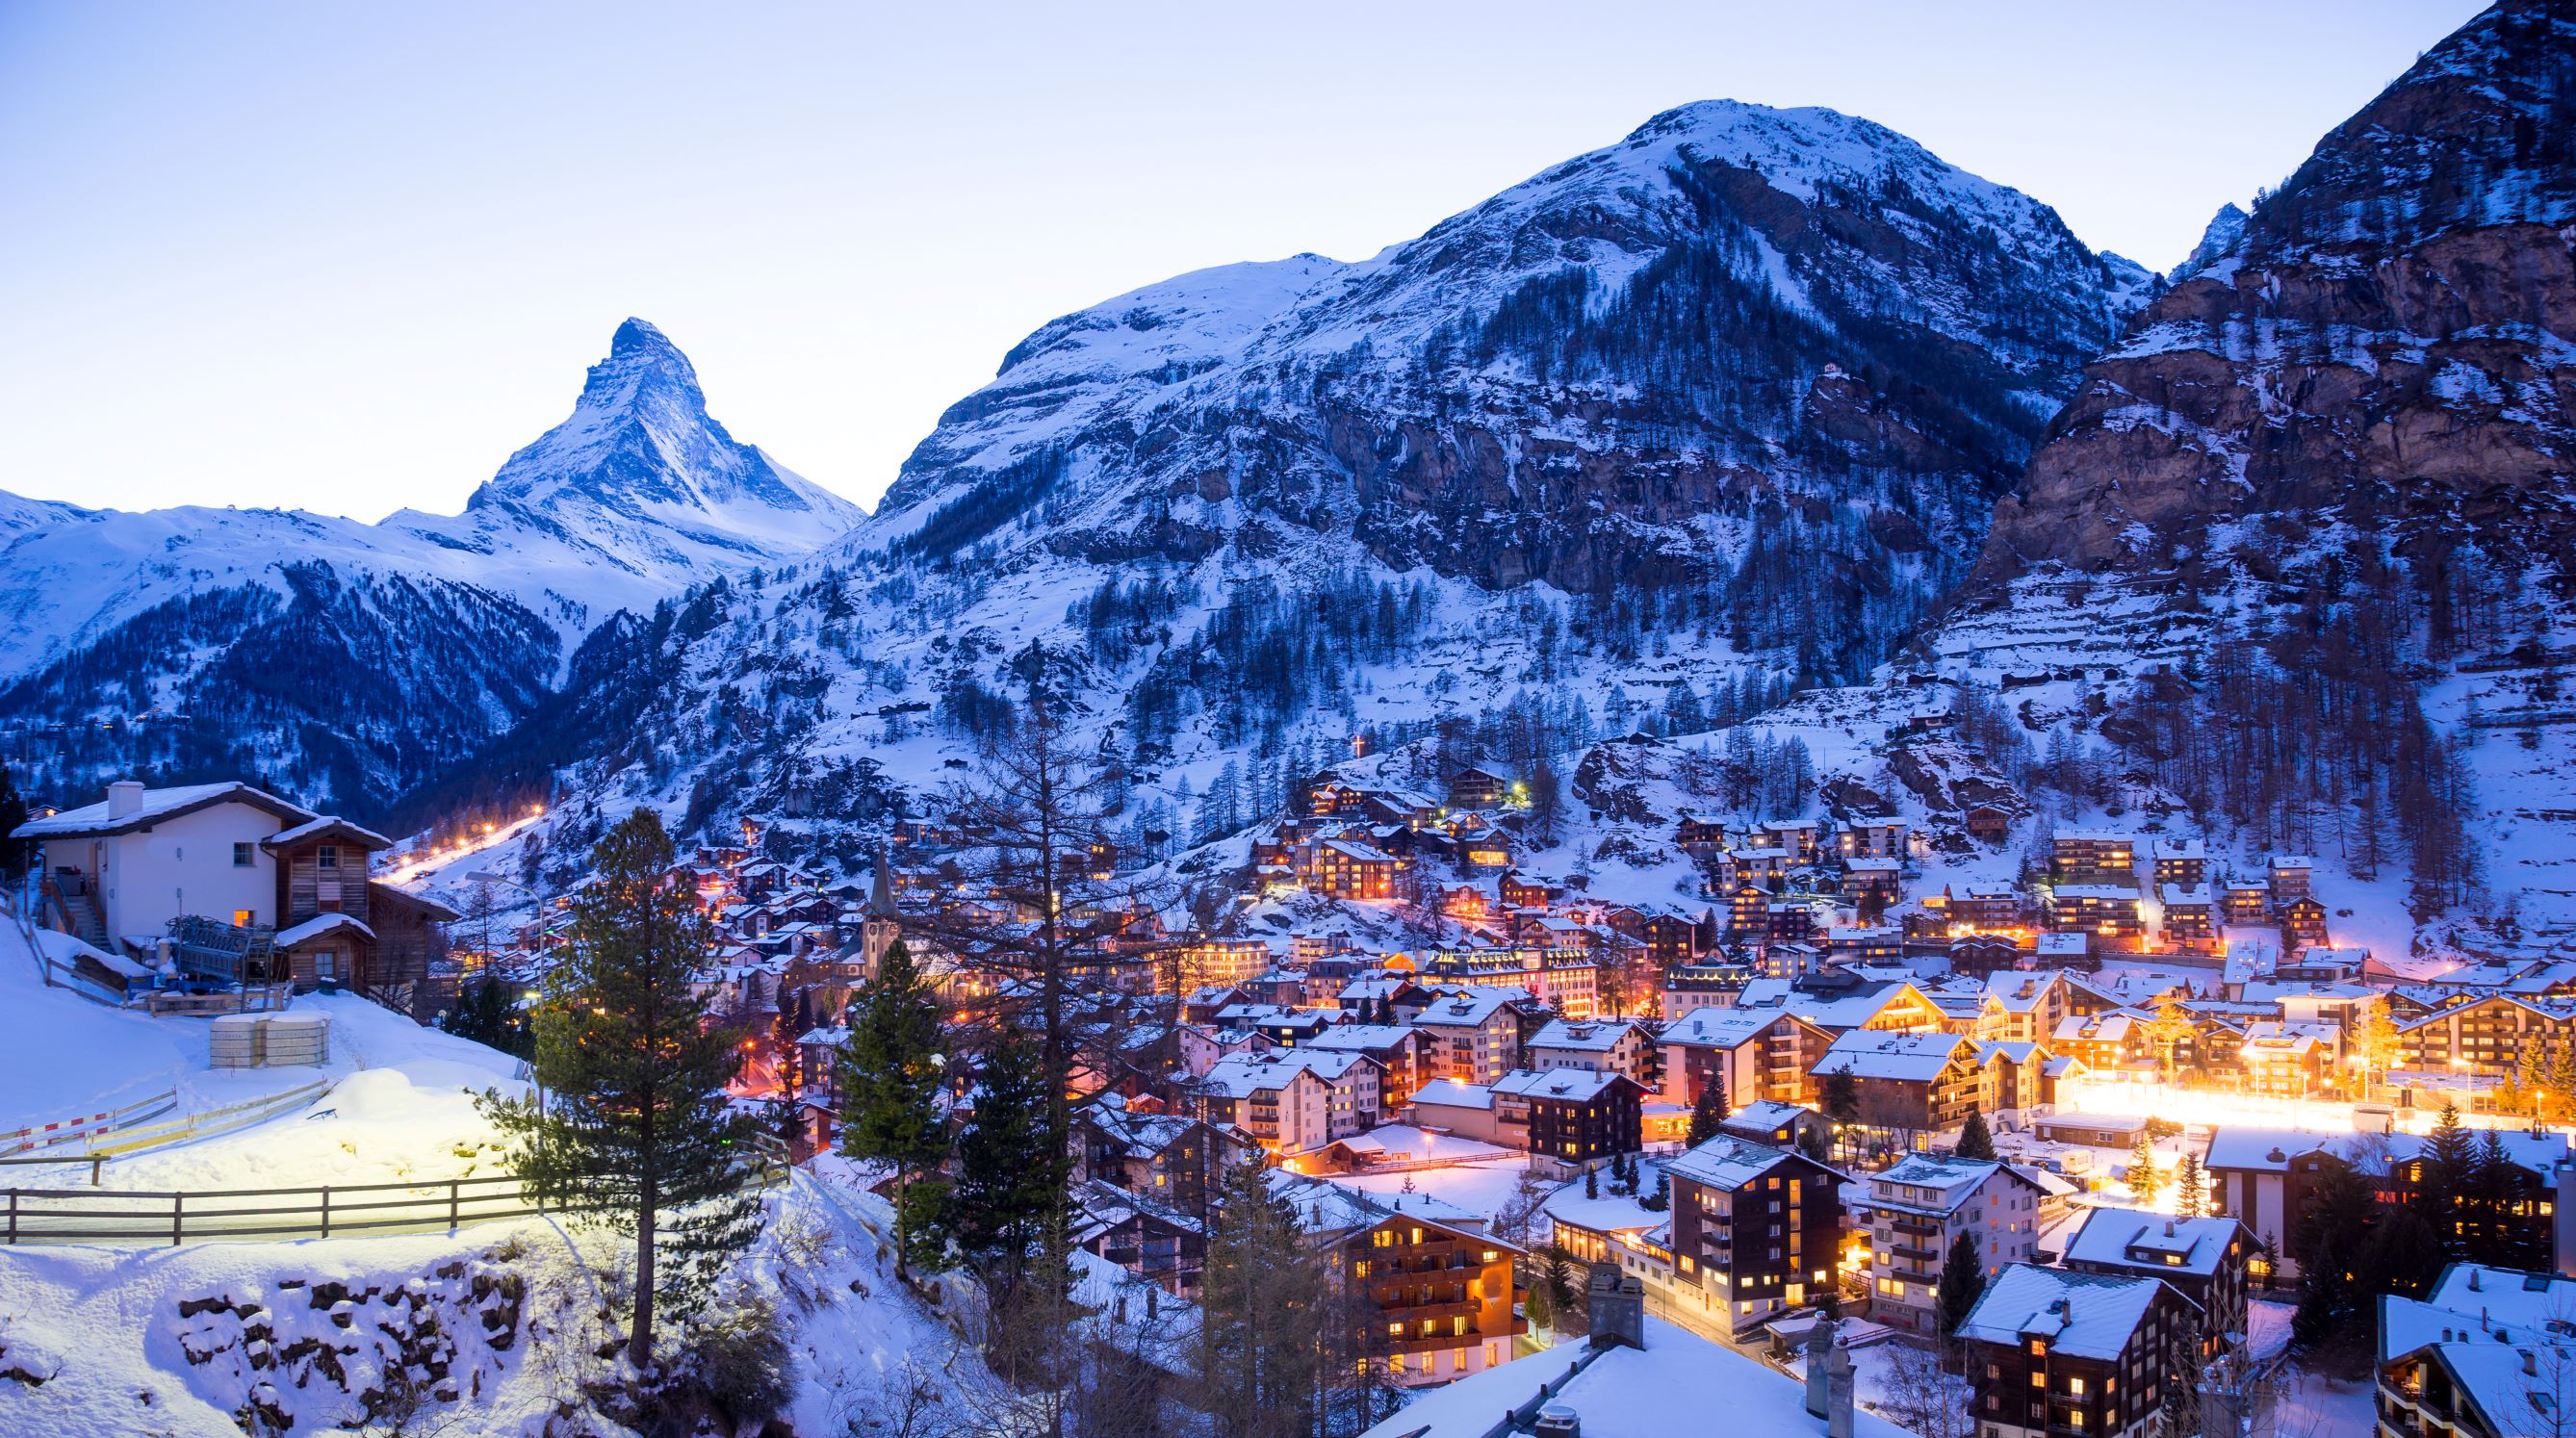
left=869, top=843, right=896, bottom=916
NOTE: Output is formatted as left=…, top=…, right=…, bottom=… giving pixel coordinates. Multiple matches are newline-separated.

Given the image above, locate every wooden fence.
left=4, top=1138, right=791, bottom=1246
left=145, top=984, right=296, bottom=1017
left=2, top=1174, right=539, bottom=1245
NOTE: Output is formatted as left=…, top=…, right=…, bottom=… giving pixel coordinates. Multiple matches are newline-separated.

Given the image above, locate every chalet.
left=1860, top=1156, right=2046, bottom=1335
left=1311, top=839, right=1403, bottom=901
left=1836, top=815, right=1907, bottom=860
left=1524, top=1017, right=1651, bottom=1084
left=1496, top=871, right=1552, bottom=909
left=1841, top=858, right=1903, bottom=915
left=2236, top=1021, right=2335, bottom=1097
left=2268, top=855, right=2313, bottom=904
left=2051, top=830, right=2137, bottom=886
left=1949, top=883, right=2029, bottom=935
left=1446, top=765, right=1511, bottom=810
left=1305, top=1023, right=1436, bottom=1107
left=1196, top=1050, right=1384, bottom=1152
left=2050, top=885, right=2144, bottom=949
left=1297, top=1181, right=1525, bottom=1386
left=1726, top=882, right=1771, bottom=936
left=1071, top=1101, right=1254, bottom=1217
left=1981, top=971, right=2072, bottom=1044
left=2377, top=1265, right=2576, bottom=1438
left=1409, top=988, right=1527, bottom=1085
left=2397, top=993, right=2576, bottom=1077
left=1824, top=924, right=1903, bottom=963
left=2278, top=896, right=2329, bottom=950
left=1663, top=1134, right=1844, bottom=1335
left=1492, top=1067, right=1644, bottom=1163
left=1071, top=1179, right=1207, bottom=1297
left=1965, top=803, right=2013, bottom=842
left=1717, top=1098, right=1821, bottom=1149
left=1959, top=1266, right=2201, bottom=1438
left=2221, top=879, right=2273, bottom=924
left=2048, top=1010, right=2152, bottom=1078
left=1658, top=1006, right=1830, bottom=1110
left=1765, top=901, right=1817, bottom=944
left=2059, top=1208, right=2252, bottom=1352
left=1812, top=1029, right=1982, bottom=1143
left=1636, top=908, right=1714, bottom=966
left=1949, top=934, right=2025, bottom=977
left=13, top=781, right=450, bottom=1002
left=1673, top=811, right=1731, bottom=852
left=2158, top=884, right=2219, bottom=952
left=1759, top=818, right=1822, bottom=862
left=2151, top=837, right=2209, bottom=888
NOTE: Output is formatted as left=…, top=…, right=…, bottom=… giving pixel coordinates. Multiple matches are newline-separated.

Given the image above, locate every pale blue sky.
left=0, top=1, right=2485, bottom=519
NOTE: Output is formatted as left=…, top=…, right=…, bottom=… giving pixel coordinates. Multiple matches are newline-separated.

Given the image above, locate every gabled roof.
left=2062, top=1208, right=2247, bottom=1279
left=1815, top=1028, right=1969, bottom=1081
left=1957, top=1265, right=2186, bottom=1360
left=1667, top=1133, right=1818, bottom=1192
left=15, top=782, right=317, bottom=839
left=273, top=912, right=375, bottom=948
left=1491, top=1067, right=1636, bottom=1103
left=1528, top=1017, right=1638, bottom=1052
left=262, top=815, right=395, bottom=852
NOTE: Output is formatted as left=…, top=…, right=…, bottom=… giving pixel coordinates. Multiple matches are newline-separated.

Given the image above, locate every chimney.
left=106, top=781, right=144, bottom=819
left=1585, top=1262, right=1644, bottom=1352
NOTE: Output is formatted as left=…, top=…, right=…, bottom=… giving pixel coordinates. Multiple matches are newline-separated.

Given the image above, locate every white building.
left=17, top=781, right=325, bottom=947
left=1860, top=1154, right=2046, bottom=1335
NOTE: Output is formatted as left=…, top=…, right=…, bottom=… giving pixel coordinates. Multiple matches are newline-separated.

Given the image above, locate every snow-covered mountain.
left=867, top=100, right=2152, bottom=667
left=442, top=100, right=2164, bottom=887
left=0, top=320, right=862, bottom=818
left=1718, top=0, right=2576, bottom=957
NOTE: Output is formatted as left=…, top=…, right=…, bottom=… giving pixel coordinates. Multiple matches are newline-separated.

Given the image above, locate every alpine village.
left=6, top=6, right=2576, bottom=1438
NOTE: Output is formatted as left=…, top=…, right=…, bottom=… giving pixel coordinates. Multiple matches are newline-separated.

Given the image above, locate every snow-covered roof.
left=1869, top=1156, right=2021, bottom=1214
left=1658, top=1006, right=1789, bottom=1049
left=1529, top=1017, right=1637, bottom=1052
left=2061, top=1208, right=2246, bottom=1278
left=1411, top=989, right=1522, bottom=1027
left=1492, top=1067, right=1631, bottom=1103
left=1956, top=1265, right=2183, bottom=1360
left=1667, top=1133, right=1805, bottom=1192
left=15, top=782, right=316, bottom=839
left=1304, top=1023, right=1419, bottom=1052
left=1407, top=1078, right=1494, bottom=1112
left=273, top=912, right=376, bottom=948
left=1815, top=1028, right=1968, bottom=1081
left=1356, top=1315, right=1915, bottom=1438
left=1719, top=1099, right=1814, bottom=1135
left=261, top=814, right=395, bottom=851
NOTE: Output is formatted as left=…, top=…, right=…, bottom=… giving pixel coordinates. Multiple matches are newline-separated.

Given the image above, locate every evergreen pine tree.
left=1542, top=1239, right=1578, bottom=1318
left=1584, top=1165, right=1599, bottom=1199
left=1197, top=1156, right=1323, bottom=1438
left=476, top=809, right=762, bottom=1369
left=0, top=765, right=30, bottom=884
left=835, top=938, right=951, bottom=1274
left=2127, top=1129, right=2162, bottom=1205
left=1687, top=1082, right=1729, bottom=1147
left=1936, top=1231, right=1987, bottom=1336
left=1952, top=1110, right=1996, bottom=1161
left=2173, top=1152, right=2206, bottom=1219
left=951, top=1029, right=1071, bottom=1319
left=2419, top=1102, right=2477, bottom=1254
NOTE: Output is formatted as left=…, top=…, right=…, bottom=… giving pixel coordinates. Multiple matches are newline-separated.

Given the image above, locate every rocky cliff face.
left=867, top=100, right=2151, bottom=681
left=1975, top=0, right=2576, bottom=586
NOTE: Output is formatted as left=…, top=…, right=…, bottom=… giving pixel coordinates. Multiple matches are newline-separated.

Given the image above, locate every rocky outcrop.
left=1974, top=0, right=2576, bottom=587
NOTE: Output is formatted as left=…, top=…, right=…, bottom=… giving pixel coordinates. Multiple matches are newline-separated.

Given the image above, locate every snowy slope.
left=0, top=320, right=863, bottom=817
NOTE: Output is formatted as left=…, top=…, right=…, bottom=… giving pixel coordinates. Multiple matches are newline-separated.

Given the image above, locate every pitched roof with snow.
left=1407, top=1079, right=1494, bottom=1111
left=1529, top=1017, right=1637, bottom=1052
left=1666, top=1133, right=1808, bottom=1192
left=273, top=912, right=375, bottom=948
left=1658, top=1006, right=1789, bottom=1049
left=1956, top=1265, right=2188, bottom=1360
left=1814, top=1028, right=1968, bottom=1081
left=1491, top=1067, right=1633, bottom=1103
left=16, top=782, right=316, bottom=839
left=2062, top=1208, right=2247, bottom=1278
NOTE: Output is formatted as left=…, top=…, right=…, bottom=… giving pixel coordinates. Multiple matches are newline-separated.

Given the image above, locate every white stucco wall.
left=50, top=802, right=284, bottom=941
